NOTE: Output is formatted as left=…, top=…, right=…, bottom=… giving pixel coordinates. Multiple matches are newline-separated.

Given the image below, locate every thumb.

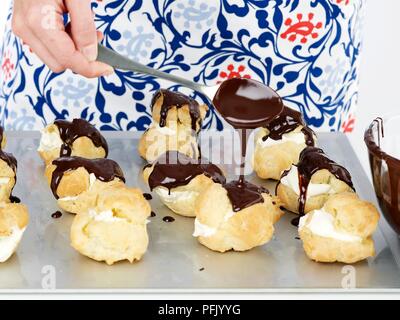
left=65, top=0, right=97, bottom=61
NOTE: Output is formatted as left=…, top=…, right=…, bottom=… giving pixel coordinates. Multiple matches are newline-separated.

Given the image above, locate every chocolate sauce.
left=51, top=211, right=62, bottom=219
left=291, top=216, right=301, bottom=227
left=143, top=193, right=153, bottom=200
left=147, top=151, right=225, bottom=193
left=10, top=196, right=21, bottom=203
left=279, top=147, right=354, bottom=216
left=163, top=216, right=175, bottom=222
left=150, top=211, right=156, bottom=217
left=54, top=118, right=108, bottom=157
left=212, top=78, right=284, bottom=211
left=151, top=89, right=201, bottom=131
left=365, top=118, right=400, bottom=234
left=0, top=126, right=4, bottom=147
left=224, top=180, right=269, bottom=212
left=50, top=157, right=125, bottom=199
left=213, top=78, right=283, bottom=129
left=262, top=106, right=315, bottom=146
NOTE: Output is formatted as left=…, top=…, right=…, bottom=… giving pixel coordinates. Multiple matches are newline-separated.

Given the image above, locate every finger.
left=65, top=0, right=97, bottom=61
left=29, top=11, right=113, bottom=78
left=13, top=20, right=64, bottom=73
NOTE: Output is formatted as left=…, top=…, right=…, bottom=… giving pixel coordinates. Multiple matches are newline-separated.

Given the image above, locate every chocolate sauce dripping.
left=147, top=151, right=225, bottom=193
left=50, top=157, right=125, bottom=199
left=262, top=106, right=315, bottom=146
left=212, top=78, right=284, bottom=211
left=0, top=126, right=4, bottom=147
left=280, top=147, right=354, bottom=217
left=151, top=89, right=201, bottom=131
left=54, top=118, right=108, bottom=157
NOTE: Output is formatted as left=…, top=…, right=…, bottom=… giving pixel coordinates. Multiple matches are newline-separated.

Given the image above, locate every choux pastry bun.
left=253, top=106, right=316, bottom=180
left=38, top=118, right=108, bottom=164
left=276, top=147, right=354, bottom=215
left=70, top=185, right=151, bottom=265
left=299, top=192, right=379, bottom=263
left=143, top=151, right=225, bottom=217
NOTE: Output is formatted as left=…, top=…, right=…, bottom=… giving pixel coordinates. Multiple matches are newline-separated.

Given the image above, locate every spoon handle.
left=97, top=44, right=206, bottom=94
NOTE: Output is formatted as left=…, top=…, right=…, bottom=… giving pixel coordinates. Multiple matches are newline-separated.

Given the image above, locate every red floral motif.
left=335, top=0, right=350, bottom=5
left=1, top=50, right=15, bottom=81
left=341, top=114, right=355, bottom=133
left=218, top=64, right=251, bottom=83
left=280, top=13, right=323, bottom=44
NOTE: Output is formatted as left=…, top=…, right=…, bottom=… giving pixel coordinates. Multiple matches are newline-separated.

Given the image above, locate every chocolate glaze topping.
left=147, top=151, right=225, bottom=193
left=151, top=89, right=201, bottom=131
left=262, top=106, right=315, bottom=146
left=212, top=78, right=284, bottom=211
left=54, top=118, right=108, bottom=157
left=50, top=157, right=125, bottom=199
left=279, top=147, right=354, bottom=217
left=224, top=180, right=269, bottom=212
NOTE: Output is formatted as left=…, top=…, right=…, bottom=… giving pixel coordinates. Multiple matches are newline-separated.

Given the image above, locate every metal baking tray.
left=1, top=131, right=400, bottom=292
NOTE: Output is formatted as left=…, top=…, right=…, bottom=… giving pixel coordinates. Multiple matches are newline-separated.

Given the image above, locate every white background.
left=1, top=0, right=399, bottom=173
left=0, top=0, right=399, bottom=299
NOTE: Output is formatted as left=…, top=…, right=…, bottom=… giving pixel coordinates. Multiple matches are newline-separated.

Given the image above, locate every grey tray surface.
left=2, top=131, right=400, bottom=291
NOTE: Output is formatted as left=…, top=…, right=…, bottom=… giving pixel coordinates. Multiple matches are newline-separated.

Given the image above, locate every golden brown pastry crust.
left=151, top=94, right=208, bottom=133
left=0, top=203, right=29, bottom=237
left=276, top=168, right=354, bottom=214
left=253, top=127, right=312, bottom=180
left=143, top=165, right=219, bottom=217
left=138, top=124, right=200, bottom=163
left=70, top=185, right=151, bottom=265
left=38, top=124, right=107, bottom=164
left=45, top=164, right=125, bottom=214
left=194, top=182, right=283, bottom=252
left=299, top=193, right=379, bottom=264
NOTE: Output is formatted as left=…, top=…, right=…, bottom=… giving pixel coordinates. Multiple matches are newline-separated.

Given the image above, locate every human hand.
left=12, top=0, right=113, bottom=78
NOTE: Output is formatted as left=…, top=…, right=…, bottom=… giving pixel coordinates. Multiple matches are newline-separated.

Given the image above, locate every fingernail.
left=101, top=68, right=114, bottom=77
left=81, top=44, right=97, bottom=61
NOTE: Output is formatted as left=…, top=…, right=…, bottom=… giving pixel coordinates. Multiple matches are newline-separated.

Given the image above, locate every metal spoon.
left=97, top=44, right=219, bottom=102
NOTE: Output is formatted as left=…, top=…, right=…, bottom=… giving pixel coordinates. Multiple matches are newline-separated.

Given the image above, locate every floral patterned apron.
left=0, top=0, right=364, bottom=132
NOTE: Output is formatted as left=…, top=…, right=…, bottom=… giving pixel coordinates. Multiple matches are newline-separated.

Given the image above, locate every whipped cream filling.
left=59, top=173, right=97, bottom=202
left=89, top=209, right=125, bottom=223
left=299, top=209, right=362, bottom=242
left=0, top=227, right=26, bottom=263
left=155, top=187, right=197, bottom=204
left=193, top=218, right=217, bottom=237
left=0, top=177, right=10, bottom=185
left=281, top=166, right=332, bottom=199
left=37, top=129, right=63, bottom=152
left=154, top=123, right=176, bottom=136
left=258, top=130, right=306, bottom=148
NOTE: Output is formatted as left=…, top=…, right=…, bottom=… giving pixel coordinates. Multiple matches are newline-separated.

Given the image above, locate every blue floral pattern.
left=0, top=0, right=365, bottom=132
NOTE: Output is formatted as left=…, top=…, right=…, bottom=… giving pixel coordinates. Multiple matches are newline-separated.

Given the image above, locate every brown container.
left=365, top=117, right=400, bottom=235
